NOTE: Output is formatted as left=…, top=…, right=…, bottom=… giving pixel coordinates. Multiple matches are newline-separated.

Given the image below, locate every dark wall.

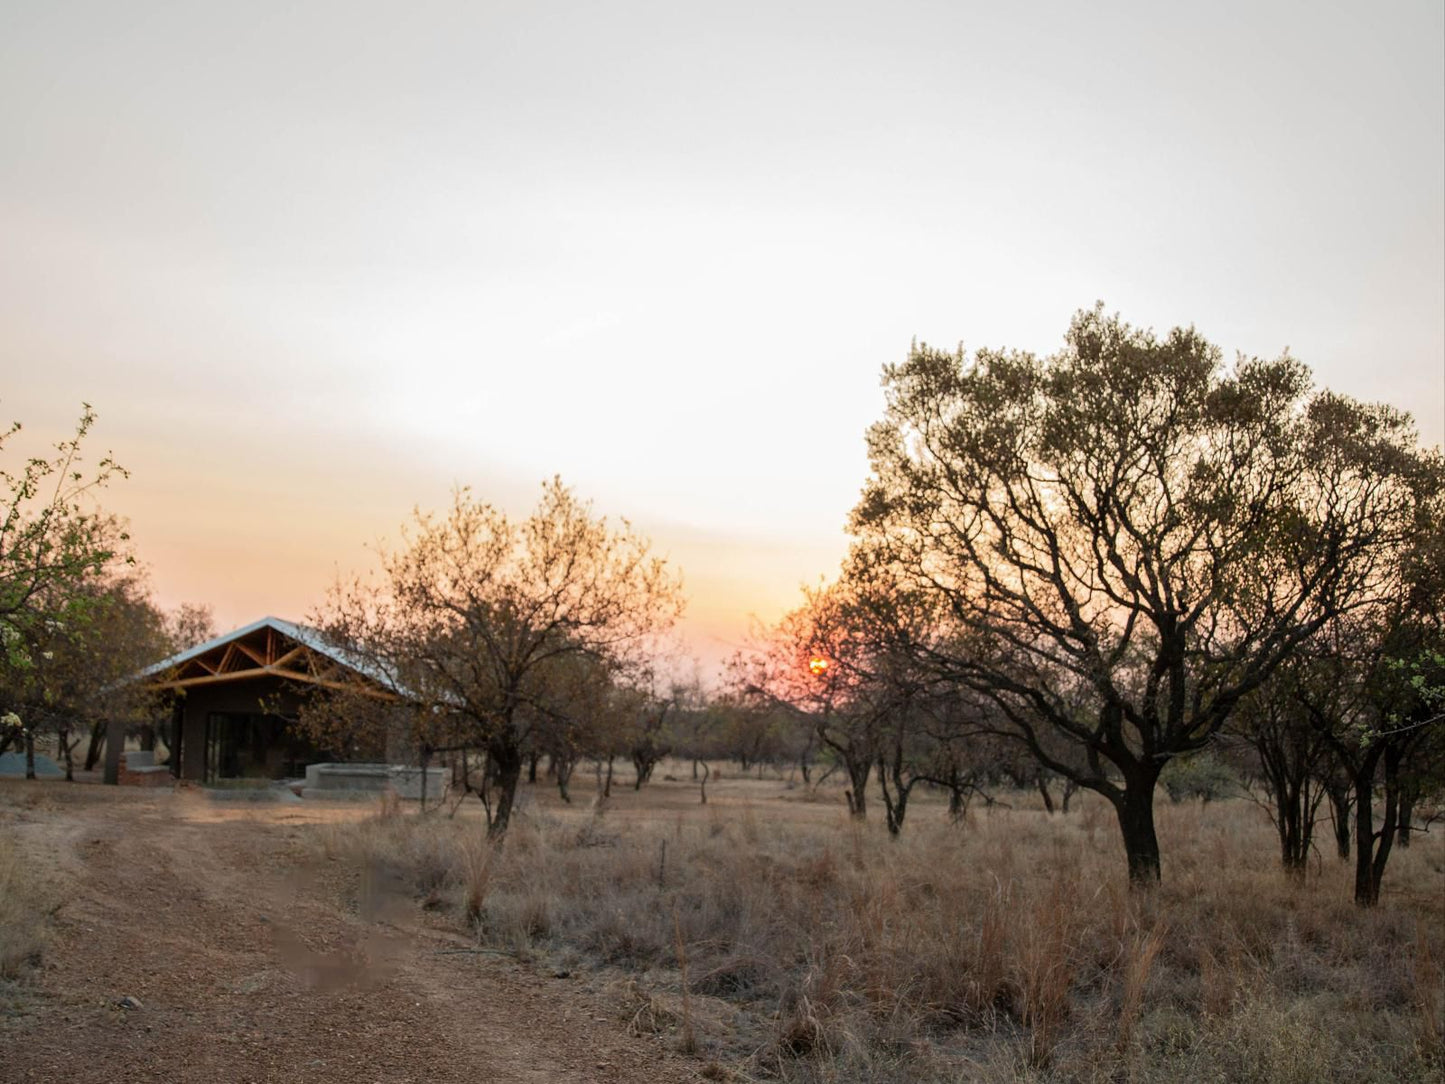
left=176, top=677, right=309, bottom=781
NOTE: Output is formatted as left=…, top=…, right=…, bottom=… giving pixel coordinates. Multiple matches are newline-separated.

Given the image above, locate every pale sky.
left=3, top=1, right=1442, bottom=676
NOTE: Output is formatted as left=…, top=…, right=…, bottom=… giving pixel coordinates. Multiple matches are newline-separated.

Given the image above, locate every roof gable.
left=134, top=616, right=398, bottom=695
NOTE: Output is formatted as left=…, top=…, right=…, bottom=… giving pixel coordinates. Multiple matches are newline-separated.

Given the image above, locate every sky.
left=2, top=0, right=1442, bottom=677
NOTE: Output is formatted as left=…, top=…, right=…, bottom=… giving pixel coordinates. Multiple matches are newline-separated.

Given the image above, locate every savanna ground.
left=1, top=764, right=1441, bottom=1083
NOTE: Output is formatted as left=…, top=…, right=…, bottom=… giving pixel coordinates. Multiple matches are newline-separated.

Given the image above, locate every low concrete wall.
left=388, top=766, right=447, bottom=801
left=300, top=762, right=446, bottom=801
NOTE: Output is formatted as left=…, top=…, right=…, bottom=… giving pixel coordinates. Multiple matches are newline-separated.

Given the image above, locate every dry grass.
left=0, top=825, right=52, bottom=983
left=320, top=770, right=1445, bottom=1082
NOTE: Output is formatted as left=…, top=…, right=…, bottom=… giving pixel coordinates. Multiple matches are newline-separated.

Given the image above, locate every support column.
left=170, top=700, right=184, bottom=778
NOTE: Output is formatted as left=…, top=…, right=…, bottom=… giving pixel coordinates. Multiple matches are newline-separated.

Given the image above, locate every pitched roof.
left=132, top=615, right=401, bottom=694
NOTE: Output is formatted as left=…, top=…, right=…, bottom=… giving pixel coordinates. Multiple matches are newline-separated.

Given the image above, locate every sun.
left=808, top=656, right=829, bottom=676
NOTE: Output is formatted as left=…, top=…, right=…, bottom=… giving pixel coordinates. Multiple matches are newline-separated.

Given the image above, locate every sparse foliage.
left=312, top=478, right=683, bottom=836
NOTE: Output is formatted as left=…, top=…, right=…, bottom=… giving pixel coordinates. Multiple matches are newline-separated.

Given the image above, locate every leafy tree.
left=314, top=479, right=682, bottom=837
left=1, top=405, right=128, bottom=667
left=852, top=306, right=1437, bottom=884
left=1, top=406, right=134, bottom=777
left=3, top=568, right=171, bottom=779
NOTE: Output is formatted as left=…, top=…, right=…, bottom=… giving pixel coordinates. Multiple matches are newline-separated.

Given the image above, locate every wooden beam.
left=148, top=665, right=396, bottom=700
left=234, top=640, right=268, bottom=666
left=271, top=646, right=303, bottom=669
left=267, top=669, right=394, bottom=697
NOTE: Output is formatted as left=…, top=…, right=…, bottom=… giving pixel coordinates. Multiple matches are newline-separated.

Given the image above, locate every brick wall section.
left=119, top=753, right=173, bottom=787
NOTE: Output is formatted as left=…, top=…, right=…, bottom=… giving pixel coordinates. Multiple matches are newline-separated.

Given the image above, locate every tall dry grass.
left=321, top=786, right=1445, bottom=1083
left=0, top=828, right=51, bottom=980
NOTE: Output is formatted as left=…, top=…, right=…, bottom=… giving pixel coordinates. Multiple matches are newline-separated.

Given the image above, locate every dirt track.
left=1, top=784, right=701, bottom=1083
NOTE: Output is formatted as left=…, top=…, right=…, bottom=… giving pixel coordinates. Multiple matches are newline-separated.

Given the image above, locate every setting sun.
left=808, top=657, right=829, bottom=676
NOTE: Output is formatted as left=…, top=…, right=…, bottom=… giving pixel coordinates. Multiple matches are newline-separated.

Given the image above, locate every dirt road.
left=1, top=785, right=702, bottom=1084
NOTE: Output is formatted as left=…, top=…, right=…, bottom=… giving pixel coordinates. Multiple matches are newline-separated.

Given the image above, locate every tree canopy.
left=314, top=477, right=683, bottom=835
left=851, top=305, right=1441, bottom=882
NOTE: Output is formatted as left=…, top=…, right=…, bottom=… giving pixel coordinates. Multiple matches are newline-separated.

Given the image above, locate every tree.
left=731, top=582, right=882, bottom=818
left=1230, top=659, right=1334, bottom=875
left=314, top=479, right=683, bottom=837
left=1, top=405, right=128, bottom=666
left=852, top=306, right=1437, bottom=884
left=1304, top=520, right=1445, bottom=904
left=3, top=568, right=171, bottom=780
left=1, top=407, right=135, bottom=778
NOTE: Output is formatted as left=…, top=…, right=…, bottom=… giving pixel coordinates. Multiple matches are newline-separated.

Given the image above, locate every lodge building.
left=106, top=616, right=394, bottom=784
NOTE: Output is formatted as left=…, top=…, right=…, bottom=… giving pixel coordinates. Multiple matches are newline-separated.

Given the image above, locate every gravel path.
left=1, top=785, right=703, bottom=1083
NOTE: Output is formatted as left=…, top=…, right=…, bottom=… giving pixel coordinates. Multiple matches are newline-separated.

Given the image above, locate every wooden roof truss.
left=149, top=623, right=391, bottom=698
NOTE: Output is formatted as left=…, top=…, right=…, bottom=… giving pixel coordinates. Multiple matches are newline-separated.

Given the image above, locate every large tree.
left=852, top=306, right=1438, bottom=883
left=315, top=478, right=682, bottom=837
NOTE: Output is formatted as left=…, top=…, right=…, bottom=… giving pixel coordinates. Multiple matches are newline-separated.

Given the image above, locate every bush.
left=1161, top=752, right=1239, bottom=804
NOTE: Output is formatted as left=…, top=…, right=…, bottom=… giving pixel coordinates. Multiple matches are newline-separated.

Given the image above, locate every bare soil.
left=0, top=782, right=704, bottom=1083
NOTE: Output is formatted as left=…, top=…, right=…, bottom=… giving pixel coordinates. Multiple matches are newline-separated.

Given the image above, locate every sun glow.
left=808, top=656, right=829, bottom=676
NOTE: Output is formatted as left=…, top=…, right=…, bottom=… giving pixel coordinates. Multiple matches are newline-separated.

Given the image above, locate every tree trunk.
left=487, top=740, right=524, bottom=839
left=878, top=758, right=914, bottom=837
left=843, top=755, right=870, bottom=820
left=1036, top=773, right=1056, bottom=815
left=699, top=761, right=709, bottom=805
left=556, top=755, right=574, bottom=803
left=632, top=751, right=659, bottom=790
left=1396, top=785, right=1416, bottom=849
left=138, top=725, right=156, bottom=752
left=1326, top=781, right=1351, bottom=859
left=1112, top=768, right=1163, bottom=885
left=603, top=756, right=614, bottom=798
left=83, top=722, right=106, bottom=771
left=1353, top=777, right=1380, bottom=906
left=527, top=751, right=539, bottom=785
left=1061, top=779, right=1078, bottom=813
left=1354, top=743, right=1406, bottom=907
left=1271, top=774, right=1315, bottom=876
left=25, top=730, right=36, bottom=780
left=1350, top=747, right=1389, bottom=906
